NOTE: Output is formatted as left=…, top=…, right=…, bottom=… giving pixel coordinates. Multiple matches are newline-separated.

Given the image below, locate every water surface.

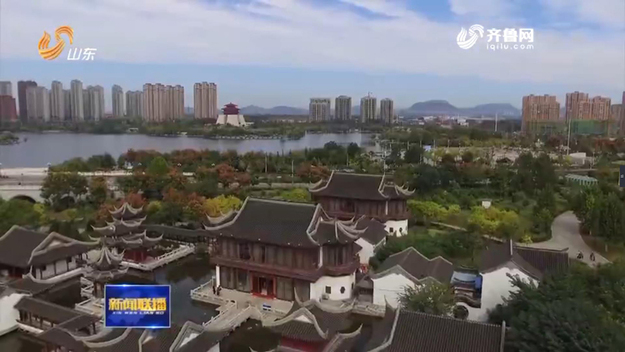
left=0, top=132, right=375, bottom=167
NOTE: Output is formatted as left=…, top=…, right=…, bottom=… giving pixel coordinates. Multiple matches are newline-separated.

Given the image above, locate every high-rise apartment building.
left=70, top=80, right=84, bottom=121
left=194, top=82, right=218, bottom=119
left=589, top=96, right=611, bottom=121
left=565, top=91, right=589, bottom=121
left=360, top=95, right=377, bottom=123
left=83, top=85, right=105, bottom=120
left=83, top=88, right=91, bottom=119
left=380, top=98, right=395, bottom=124
left=309, top=98, right=331, bottom=122
left=0, top=81, right=12, bottom=96
left=0, top=96, right=17, bottom=121
left=50, top=81, right=64, bottom=121
left=18, top=81, right=37, bottom=121
left=143, top=83, right=184, bottom=122
left=521, top=94, right=560, bottom=135
left=63, top=89, right=71, bottom=120
left=335, top=96, right=352, bottom=121
left=126, top=91, right=143, bottom=118
left=26, top=86, right=50, bottom=122
left=112, top=85, right=124, bottom=118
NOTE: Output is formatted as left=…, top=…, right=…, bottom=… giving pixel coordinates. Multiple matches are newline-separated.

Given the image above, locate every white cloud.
left=541, top=0, right=625, bottom=28
left=0, top=0, right=623, bottom=93
left=448, top=0, right=511, bottom=17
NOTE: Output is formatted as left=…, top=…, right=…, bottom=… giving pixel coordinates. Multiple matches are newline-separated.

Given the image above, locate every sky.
left=0, top=0, right=623, bottom=111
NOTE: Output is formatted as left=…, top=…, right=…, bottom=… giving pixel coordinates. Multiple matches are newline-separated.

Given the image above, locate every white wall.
left=310, top=274, right=355, bottom=301
left=0, top=292, right=25, bottom=336
left=465, top=266, right=535, bottom=322
left=356, top=238, right=375, bottom=265
left=208, top=343, right=220, bottom=352
left=384, top=219, right=408, bottom=237
left=372, top=273, right=414, bottom=307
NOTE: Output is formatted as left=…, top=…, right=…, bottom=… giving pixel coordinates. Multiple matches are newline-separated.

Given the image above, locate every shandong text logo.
left=457, top=24, right=534, bottom=51
left=38, top=26, right=97, bottom=61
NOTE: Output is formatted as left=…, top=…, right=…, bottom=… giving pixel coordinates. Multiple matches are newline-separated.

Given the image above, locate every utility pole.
left=291, top=159, right=294, bottom=184
left=495, top=113, right=498, bottom=133
left=265, top=155, right=268, bottom=174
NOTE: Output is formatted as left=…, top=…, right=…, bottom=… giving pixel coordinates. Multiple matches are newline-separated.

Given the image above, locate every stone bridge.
left=0, top=185, right=44, bottom=203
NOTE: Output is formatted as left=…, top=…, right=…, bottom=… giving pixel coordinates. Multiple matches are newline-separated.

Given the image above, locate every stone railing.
left=202, top=300, right=237, bottom=328
left=190, top=279, right=235, bottom=306
left=123, top=245, right=194, bottom=271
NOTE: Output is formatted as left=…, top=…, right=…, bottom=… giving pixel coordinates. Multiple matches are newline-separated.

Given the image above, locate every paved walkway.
left=522, top=211, right=609, bottom=267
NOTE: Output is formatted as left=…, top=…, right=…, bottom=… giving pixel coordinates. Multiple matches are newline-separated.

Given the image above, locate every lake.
left=0, top=132, right=376, bottom=167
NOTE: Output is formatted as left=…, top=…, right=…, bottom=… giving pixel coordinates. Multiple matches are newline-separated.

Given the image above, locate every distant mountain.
left=405, top=100, right=458, bottom=115
left=401, top=100, right=520, bottom=117
left=240, top=105, right=308, bottom=115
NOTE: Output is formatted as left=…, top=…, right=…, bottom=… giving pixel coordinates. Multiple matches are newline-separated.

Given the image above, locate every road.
left=522, top=211, right=609, bottom=267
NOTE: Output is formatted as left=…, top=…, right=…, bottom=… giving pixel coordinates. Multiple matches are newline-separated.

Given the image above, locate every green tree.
left=89, top=177, right=109, bottom=206
left=41, top=172, right=88, bottom=209
left=147, top=156, right=170, bottom=177
left=398, top=281, right=455, bottom=316
left=0, top=199, right=40, bottom=233
left=279, top=188, right=311, bottom=203
left=490, top=263, right=625, bottom=351
left=204, top=195, right=242, bottom=217
left=404, top=146, right=423, bottom=164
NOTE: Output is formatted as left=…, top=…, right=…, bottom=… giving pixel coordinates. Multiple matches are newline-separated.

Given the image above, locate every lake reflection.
left=0, top=132, right=376, bottom=167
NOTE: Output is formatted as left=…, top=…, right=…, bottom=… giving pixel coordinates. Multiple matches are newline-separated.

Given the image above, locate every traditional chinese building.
left=216, top=103, right=248, bottom=127
left=0, top=225, right=93, bottom=280
left=263, top=299, right=362, bottom=352
left=14, top=296, right=99, bottom=336
left=310, top=172, right=413, bottom=236
left=205, top=198, right=366, bottom=303
left=91, top=203, right=162, bottom=263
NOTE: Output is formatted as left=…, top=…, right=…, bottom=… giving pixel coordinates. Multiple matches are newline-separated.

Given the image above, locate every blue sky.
left=1, top=0, right=623, bottom=111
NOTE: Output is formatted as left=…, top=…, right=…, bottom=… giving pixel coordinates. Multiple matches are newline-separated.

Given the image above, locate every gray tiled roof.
left=37, top=327, right=87, bottom=352
left=142, top=324, right=182, bottom=352
left=480, top=240, right=569, bottom=279
left=374, top=247, right=454, bottom=284
left=386, top=310, right=504, bottom=352
left=0, top=226, right=47, bottom=268
left=355, top=217, right=387, bottom=245
left=29, top=242, right=93, bottom=266
left=269, top=320, right=327, bottom=342
left=175, top=330, right=229, bottom=352
left=91, top=329, right=144, bottom=352
left=311, top=173, right=389, bottom=201
left=14, top=296, right=91, bottom=324
left=8, top=276, right=56, bottom=295
left=205, top=198, right=320, bottom=248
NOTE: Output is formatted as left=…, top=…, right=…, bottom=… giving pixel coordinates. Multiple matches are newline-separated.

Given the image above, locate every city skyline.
left=0, top=0, right=623, bottom=110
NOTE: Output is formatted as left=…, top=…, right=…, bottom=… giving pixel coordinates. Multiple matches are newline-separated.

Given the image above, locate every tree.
left=404, top=146, right=423, bottom=164
left=490, top=263, right=625, bottom=351
left=0, top=199, right=40, bottom=233
left=408, top=200, right=449, bottom=225
left=204, top=195, right=242, bottom=217
left=41, top=172, right=88, bottom=209
left=89, top=177, right=108, bottom=206
left=147, top=156, right=170, bottom=177
left=461, top=150, right=474, bottom=163
left=347, top=143, right=361, bottom=159
left=279, top=188, right=311, bottom=203
left=398, top=281, right=455, bottom=316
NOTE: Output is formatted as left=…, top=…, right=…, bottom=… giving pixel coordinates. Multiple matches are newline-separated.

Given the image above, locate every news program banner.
left=104, top=284, right=171, bottom=328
